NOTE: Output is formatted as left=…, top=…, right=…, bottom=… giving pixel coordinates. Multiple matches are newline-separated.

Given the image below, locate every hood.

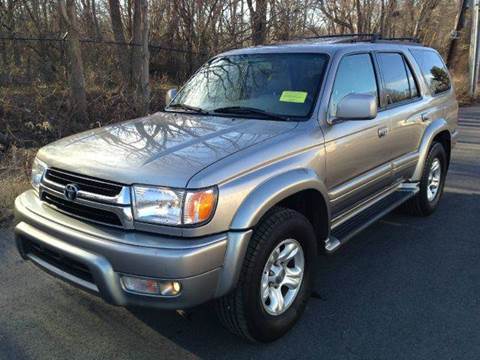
left=38, top=112, right=297, bottom=187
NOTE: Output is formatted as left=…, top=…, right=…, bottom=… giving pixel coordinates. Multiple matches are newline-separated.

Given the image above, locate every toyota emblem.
left=64, top=183, right=79, bottom=201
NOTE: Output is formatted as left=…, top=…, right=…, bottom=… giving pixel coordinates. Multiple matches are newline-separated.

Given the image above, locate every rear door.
left=374, top=51, right=425, bottom=181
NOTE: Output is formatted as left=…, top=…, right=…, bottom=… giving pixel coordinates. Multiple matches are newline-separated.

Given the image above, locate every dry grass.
left=0, top=81, right=175, bottom=225
left=452, top=73, right=472, bottom=106
left=0, top=81, right=172, bottom=148
left=0, top=146, right=36, bottom=225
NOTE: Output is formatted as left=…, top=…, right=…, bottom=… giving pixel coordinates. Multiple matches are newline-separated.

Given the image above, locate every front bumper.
left=14, top=190, right=252, bottom=309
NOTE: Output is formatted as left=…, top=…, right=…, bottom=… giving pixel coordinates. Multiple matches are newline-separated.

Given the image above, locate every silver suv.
left=14, top=37, right=458, bottom=342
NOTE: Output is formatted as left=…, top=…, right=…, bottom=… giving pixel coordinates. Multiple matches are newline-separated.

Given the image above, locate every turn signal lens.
left=31, top=157, right=47, bottom=192
left=183, top=188, right=217, bottom=225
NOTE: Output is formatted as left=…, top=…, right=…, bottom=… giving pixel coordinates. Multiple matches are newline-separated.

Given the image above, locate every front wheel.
left=403, top=142, right=447, bottom=216
left=215, top=207, right=317, bottom=342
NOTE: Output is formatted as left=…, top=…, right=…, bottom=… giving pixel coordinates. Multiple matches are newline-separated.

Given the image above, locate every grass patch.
left=0, top=178, right=30, bottom=225
left=0, top=146, right=36, bottom=225
left=451, top=72, right=473, bottom=106
left=0, top=81, right=176, bottom=225
left=0, top=82, right=172, bottom=148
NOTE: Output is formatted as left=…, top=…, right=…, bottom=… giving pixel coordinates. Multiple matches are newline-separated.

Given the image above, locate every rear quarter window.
left=410, top=49, right=451, bottom=95
left=377, top=52, right=419, bottom=105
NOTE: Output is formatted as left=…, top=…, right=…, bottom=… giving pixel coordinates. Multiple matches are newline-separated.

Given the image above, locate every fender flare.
left=411, top=118, right=450, bottom=181
left=230, top=168, right=330, bottom=230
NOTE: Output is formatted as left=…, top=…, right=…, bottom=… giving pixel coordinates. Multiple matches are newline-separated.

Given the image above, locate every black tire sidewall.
left=242, top=211, right=317, bottom=342
left=418, top=142, right=447, bottom=214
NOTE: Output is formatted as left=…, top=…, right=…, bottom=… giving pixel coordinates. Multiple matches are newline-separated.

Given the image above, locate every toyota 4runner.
left=14, top=36, right=458, bottom=342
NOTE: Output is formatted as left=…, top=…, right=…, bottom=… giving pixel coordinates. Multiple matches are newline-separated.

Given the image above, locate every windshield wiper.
left=167, top=103, right=210, bottom=115
left=212, top=106, right=290, bottom=121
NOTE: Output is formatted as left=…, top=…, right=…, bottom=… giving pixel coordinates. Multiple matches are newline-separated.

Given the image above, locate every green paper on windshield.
left=279, top=91, right=308, bottom=103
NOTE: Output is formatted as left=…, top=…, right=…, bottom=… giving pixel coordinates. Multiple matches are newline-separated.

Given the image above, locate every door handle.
left=378, top=126, right=389, bottom=138
left=421, top=113, right=430, bottom=122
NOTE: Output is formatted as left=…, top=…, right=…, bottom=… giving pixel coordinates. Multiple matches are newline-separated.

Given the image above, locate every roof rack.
left=379, top=36, right=420, bottom=43
left=299, top=33, right=421, bottom=45
left=302, top=33, right=377, bottom=40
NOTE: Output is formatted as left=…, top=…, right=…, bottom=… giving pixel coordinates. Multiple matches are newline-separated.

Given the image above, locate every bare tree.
left=412, top=0, right=441, bottom=38
left=317, top=0, right=355, bottom=33
left=108, top=0, right=132, bottom=86
left=131, top=0, right=150, bottom=115
left=447, top=0, right=468, bottom=68
left=247, top=0, right=268, bottom=45
left=2, top=0, right=21, bottom=67
left=59, top=0, right=88, bottom=128
left=0, top=0, right=469, bottom=145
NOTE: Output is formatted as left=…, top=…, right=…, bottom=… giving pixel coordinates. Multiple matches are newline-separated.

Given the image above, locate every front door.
left=323, top=53, right=393, bottom=217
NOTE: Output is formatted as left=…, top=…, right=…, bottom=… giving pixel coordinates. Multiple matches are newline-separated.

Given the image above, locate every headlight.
left=31, top=157, right=47, bottom=191
left=132, top=185, right=217, bottom=226
left=132, top=186, right=183, bottom=225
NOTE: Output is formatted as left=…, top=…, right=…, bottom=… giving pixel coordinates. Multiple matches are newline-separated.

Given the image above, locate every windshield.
left=169, top=53, right=329, bottom=119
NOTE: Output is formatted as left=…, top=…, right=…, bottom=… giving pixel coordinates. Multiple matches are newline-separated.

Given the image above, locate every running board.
left=325, top=185, right=419, bottom=254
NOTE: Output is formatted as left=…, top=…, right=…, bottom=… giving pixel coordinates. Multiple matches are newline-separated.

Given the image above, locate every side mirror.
left=334, top=93, right=377, bottom=122
left=165, top=88, right=178, bottom=106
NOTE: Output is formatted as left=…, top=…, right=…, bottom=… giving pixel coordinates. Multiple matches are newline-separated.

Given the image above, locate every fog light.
left=121, top=276, right=181, bottom=296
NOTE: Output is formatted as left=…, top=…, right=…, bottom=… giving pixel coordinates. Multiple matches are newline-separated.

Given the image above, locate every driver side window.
left=329, top=54, right=378, bottom=117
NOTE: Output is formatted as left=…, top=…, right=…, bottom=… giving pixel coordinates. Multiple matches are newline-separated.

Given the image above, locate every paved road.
left=1, top=106, right=479, bottom=360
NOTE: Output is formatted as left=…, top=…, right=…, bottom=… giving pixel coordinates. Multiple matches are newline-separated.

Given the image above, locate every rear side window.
left=330, top=54, right=378, bottom=116
left=411, top=49, right=451, bottom=95
left=377, top=53, right=419, bottom=105
left=405, top=62, right=419, bottom=98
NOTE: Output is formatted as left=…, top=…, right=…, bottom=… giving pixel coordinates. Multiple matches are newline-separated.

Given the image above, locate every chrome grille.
left=45, top=168, right=123, bottom=197
left=42, top=192, right=123, bottom=227
left=40, top=168, right=133, bottom=229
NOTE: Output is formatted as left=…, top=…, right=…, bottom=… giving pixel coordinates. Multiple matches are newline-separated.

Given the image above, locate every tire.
left=215, top=207, right=317, bottom=342
left=402, top=141, right=447, bottom=216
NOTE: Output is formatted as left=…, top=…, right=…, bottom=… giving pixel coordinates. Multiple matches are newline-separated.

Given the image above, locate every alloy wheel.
left=260, top=239, right=305, bottom=316
left=427, top=158, right=442, bottom=202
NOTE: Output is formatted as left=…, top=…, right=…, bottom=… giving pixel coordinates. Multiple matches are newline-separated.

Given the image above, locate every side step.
left=325, top=186, right=418, bottom=254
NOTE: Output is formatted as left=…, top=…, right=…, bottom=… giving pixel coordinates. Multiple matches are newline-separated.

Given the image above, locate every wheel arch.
left=432, top=130, right=451, bottom=169
left=230, top=169, right=331, bottom=246
left=411, top=118, right=451, bottom=181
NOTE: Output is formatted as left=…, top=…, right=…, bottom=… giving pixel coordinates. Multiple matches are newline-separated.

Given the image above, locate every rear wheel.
left=403, top=142, right=447, bottom=216
left=215, top=207, right=317, bottom=342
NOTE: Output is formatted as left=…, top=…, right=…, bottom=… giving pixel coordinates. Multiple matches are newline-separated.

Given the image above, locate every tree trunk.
left=379, top=0, right=386, bottom=35
left=108, top=0, right=132, bottom=86
left=91, top=0, right=102, bottom=40
left=247, top=0, right=267, bottom=45
left=59, top=0, right=88, bottom=129
left=165, top=0, right=178, bottom=79
left=355, top=0, right=364, bottom=33
left=131, top=0, right=150, bottom=116
left=447, top=0, right=468, bottom=68
left=0, top=40, right=7, bottom=72
left=7, top=0, right=21, bottom=67
left=318, top=0, right=355, bottom=33
left=0, top=132, right=10, bottom=148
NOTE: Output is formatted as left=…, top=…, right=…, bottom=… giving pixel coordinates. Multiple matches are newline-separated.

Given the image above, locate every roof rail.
left=300, top=33, right=377, bottom=41
left=297, top=33, right=421, bottom=45
left=303, top=33, right=375, bottom=39
left=379, top=36, right=420, bottom=43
